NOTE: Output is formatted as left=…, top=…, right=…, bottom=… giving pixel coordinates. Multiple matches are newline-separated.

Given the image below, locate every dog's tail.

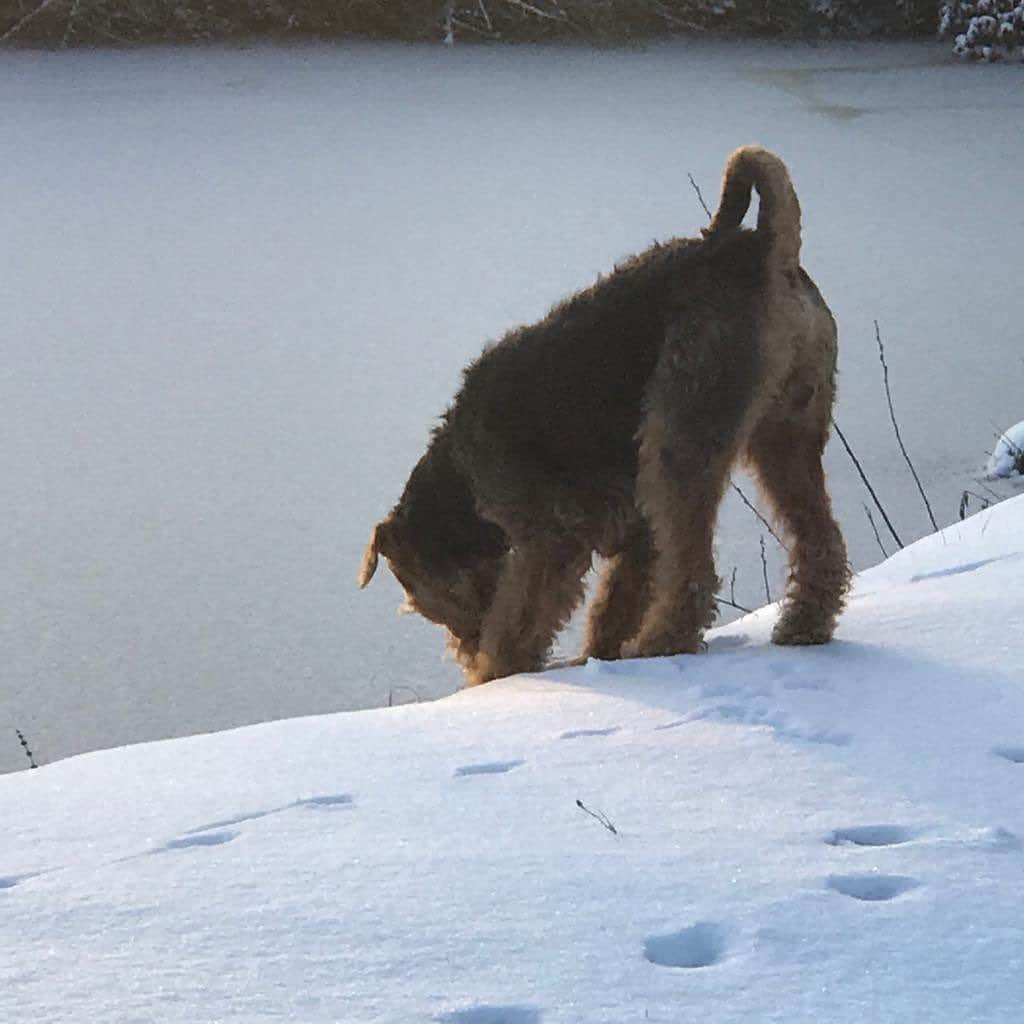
left=703, top=145, right=801, bottom=270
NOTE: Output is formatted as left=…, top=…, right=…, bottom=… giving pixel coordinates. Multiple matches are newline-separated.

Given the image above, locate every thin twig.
left=863, top=503, right=888, bottom=558
left=972, top=477, right=1002, bottom=502
left=442, top=0, right=455, bottom=44
left=688, top=173, right=713, bottom=220
left=654, top=3, right=707, bottom=32
left=387, top=685, right=422, bottom=707
left=500, top=0, right=569, bottom=22
left=959, top=489, right=992, bottom=521
left=715, top=594, right=752, bottom=615
left=729, top=566, right=738, bottom=607
left=15, top=729, right=38, bottom=770
left=731, top=482, right=785, bottom=547
left=875, top=320, right=937, bottom=531
left=832, top=418, right=903, bottom=549
left=759, top=535, right=771, bottom=603
left=576, top=799, right=618, bottom=835
left=0, top=0, right=66, bottom=42
left=60, top=0, right=81, bottom=47
left=449, top=15, right=499, bottom=38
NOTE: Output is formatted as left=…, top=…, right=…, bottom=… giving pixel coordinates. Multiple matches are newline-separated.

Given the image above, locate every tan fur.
left=361, top=145, right=850, bottom=684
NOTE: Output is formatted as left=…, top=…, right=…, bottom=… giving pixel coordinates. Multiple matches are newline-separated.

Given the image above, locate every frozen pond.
left=2, top=40, right=1022, bottom=772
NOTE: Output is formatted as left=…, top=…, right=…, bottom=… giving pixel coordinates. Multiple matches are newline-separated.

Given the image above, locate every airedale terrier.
left=359, top=146, right=850, bottom=684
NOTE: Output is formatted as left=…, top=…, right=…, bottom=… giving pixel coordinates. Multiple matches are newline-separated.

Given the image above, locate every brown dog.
left=359, top=146, right=849, bottom=684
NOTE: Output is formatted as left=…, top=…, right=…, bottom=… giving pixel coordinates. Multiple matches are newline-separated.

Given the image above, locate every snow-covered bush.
left=940, top=0, right=1024, bottom=60
left=987, top=421, right=1024, bottom=479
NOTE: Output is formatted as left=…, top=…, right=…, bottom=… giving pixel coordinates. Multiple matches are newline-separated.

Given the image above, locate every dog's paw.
left=621, top=633, right=701, bottom=661
left=463, top=651, right=498, bottom=686
left=545, top=654, right=590, bottom=671
left=771, top=620, right=833, bottom=646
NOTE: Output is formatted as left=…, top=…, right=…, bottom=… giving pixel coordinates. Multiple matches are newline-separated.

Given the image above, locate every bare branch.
left=15, top=728, right=38, bottom=770
left=759, top=535, right=771, bottom=603
left=875, top=319, right=937, bottom=531
left=731, top=482, right=785, bottom=548
left=576, top=798, right=618, bottom=836
left=60, top=0, right=81, bottom=47
left=387, top=685, right=422, bottom=707
left=654, top=3, right=707, bottom=32
left=449, top=14, right=499, bottom=38
left=832, top=417, right=903, bottom=549
left=715, top=594, right=752, bottom=615
left=959, top=489, right=992, bottom=521
left=500, top=0, right=569, bottom=23
left=688, top=172, right=713, bottom=220
left=972, top=477, right=1002, bottom=502
left=863, top=503, right=888, bottom=559
left=442, top=0, right=455, bottom=44
left=0, top=0, right=68, bottom=43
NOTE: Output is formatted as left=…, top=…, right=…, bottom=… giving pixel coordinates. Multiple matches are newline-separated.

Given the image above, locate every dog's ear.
left=357, top=519, right=393, bottom=589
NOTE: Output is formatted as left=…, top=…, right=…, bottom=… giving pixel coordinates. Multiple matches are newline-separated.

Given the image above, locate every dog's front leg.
left=584, top=525, right=655, bottom=661
left=467, top=540, right=590, bottom=685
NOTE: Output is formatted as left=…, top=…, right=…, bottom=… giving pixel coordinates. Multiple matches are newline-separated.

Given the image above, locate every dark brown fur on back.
left=360, top=146, right=850, bottom=684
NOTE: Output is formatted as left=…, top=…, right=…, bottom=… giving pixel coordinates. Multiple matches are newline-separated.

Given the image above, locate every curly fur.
left=360, top=145, right=850, bottom=684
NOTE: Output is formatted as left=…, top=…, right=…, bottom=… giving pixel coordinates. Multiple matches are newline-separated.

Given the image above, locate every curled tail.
left=703, top=145, right=802, bottom=270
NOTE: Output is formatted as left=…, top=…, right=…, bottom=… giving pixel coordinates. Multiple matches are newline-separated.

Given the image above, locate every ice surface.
left=2, top=40, right=1023, bottom=774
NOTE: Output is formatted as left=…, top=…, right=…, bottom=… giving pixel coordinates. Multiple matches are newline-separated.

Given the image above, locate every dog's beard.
left=445, top=629, right=479, bottom=671
left=391, top=553, right=503, bottom=677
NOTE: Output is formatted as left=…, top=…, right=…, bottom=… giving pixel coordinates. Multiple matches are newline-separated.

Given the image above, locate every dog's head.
left=358, top=513, right=504, bottom=660
left=358, top=440, right=507, bottom=661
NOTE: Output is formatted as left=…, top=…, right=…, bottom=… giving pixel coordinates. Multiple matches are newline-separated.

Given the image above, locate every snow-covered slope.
left=3, top=497, right=1023, bottom=1024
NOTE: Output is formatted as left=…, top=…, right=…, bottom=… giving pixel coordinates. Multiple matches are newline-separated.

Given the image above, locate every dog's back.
left=446, top=149, right=810, bottom=548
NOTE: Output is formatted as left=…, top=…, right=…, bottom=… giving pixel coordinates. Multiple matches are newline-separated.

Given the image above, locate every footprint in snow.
left=559, top=726, right=620, bottom=740
left=643, top=922, right=728, bottom=969
left=826, top=874, right=919, bottom=902
left=454, top=760, right=524, bottom=778
left=961, top=826, right=1021, bottom=852
left=159, top=829, right=239, bottom=853
left=697, top=704, right=851, bottom=747
left=436, top=1006, right=542, bottom=1023
left=654, top=719, right=689, bottom=732
left=910, top=557, right=1004, bottom=583
left=825, top=825, right=918, bottom=848
left=1, top=870, right=50, bottom=889
left=992, top=746, right=1024, bottom=764
left=184, top=810, right=273, bottom=834
left=781, top=676, right=829, bottom=692
left=295, top=794, right=354, bottom=810
left=186, top=795, right=354, bottom=835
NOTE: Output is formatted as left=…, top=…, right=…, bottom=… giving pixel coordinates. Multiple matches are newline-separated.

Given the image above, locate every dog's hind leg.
left=469, top=538, right=591, bottom=685
left=623, top=318, right=756, bottom=661
left=745, top=413, right=850, bottom=645
left=623, top=440, right=735, bottom=660
left=584, top=525, right=654, bottom=661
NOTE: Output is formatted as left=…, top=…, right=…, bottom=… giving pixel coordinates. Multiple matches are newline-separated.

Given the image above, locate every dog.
left=359, top=145, right=850, bottom=685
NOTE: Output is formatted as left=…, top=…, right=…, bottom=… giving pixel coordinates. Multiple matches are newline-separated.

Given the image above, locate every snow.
left=986, top=420, right=1024, bottom=478
left=2, top=496, right=1024, bottom=1023
left=3, top=40, right=1024, bottom=776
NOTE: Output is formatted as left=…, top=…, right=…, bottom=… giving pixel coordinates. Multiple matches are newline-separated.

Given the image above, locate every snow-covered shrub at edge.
left=940, top=0, right=1024, bottom=60
left=987, top=419, right=1024, bottom=478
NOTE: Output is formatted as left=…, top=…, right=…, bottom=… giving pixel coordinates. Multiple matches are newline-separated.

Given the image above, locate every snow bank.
left=2, top=496, right=1023, bottom=1023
